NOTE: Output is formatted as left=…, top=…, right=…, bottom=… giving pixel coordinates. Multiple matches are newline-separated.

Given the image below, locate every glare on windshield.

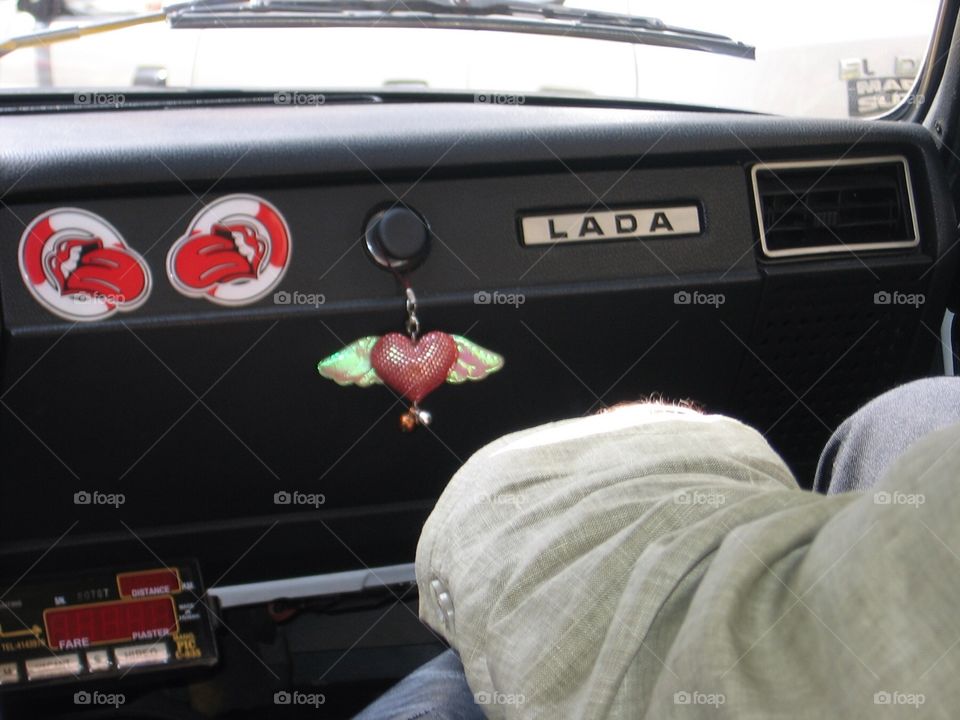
left=0, top=0, right=942, bottom=118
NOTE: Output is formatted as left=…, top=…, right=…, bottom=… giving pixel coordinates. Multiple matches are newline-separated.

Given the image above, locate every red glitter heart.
left=371, top=331, right=459, bottom=404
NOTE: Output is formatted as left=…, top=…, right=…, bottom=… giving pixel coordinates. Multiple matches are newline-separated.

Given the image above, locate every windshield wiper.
left=172, top=0, right=755, bottom=58
left=0, top=0, right=754, bottom=60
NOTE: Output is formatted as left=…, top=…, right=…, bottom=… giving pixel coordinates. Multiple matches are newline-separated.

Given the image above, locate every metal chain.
left=405, top=286, right=420, bottom=341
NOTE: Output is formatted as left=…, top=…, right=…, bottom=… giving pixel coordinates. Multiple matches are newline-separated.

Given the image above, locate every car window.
left=0, top=0, right=944, bottom=117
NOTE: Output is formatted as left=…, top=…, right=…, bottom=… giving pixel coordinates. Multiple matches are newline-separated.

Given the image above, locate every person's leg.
left=814, top=376, right=960, bottom=494
left=353, top=649, right=484, bottom=720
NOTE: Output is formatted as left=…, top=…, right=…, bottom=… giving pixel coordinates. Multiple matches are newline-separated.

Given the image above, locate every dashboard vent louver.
left=751, top=156, right=919, bottom=258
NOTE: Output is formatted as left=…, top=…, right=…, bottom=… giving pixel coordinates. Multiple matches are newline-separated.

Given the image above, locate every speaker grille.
left=734, top=270, right=930, bottom=486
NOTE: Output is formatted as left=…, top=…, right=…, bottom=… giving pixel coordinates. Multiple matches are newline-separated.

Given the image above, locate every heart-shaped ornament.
left=370, top=331, right=459, bottom=404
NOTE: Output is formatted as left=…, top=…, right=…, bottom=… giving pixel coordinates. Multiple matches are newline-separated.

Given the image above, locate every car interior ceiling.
left=1, top=1, right=960, bottom=718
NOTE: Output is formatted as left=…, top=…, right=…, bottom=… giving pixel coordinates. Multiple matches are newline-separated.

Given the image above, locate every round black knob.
left=365, top=206, right=430, bottom=271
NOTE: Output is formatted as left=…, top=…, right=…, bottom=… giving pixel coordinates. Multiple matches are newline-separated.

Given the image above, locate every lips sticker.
left=166, top=195, right=291, bottom=306
left=18, top=208, right=152, bottom=321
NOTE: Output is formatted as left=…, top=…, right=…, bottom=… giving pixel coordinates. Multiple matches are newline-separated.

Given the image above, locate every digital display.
left=117, top=568, right=181, bottom=598
left=44, top=597, right=178, bottom=650
left=1, top=561, right=216, bottom=688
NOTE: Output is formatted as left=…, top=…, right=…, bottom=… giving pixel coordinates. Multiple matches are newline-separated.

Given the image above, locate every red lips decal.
left=19, top=209, right=152, bottom=321
left=166, top=195, right=291, bottom=306
left=48, top=236, right=148, bottom=305
left=173, top=223, right=268, bottom=290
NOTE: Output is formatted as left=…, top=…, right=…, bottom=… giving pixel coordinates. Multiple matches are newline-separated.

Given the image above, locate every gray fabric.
left=415, top=403, right=960, bottom=719
left=815, top=376, right=960, bottom=494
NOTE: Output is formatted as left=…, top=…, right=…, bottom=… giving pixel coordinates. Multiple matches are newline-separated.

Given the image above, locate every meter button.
left=114, top=643, right=170, bottom=669
left=85, top=650, right=112, bottom=673
left=364, top=206, right=431, bottom=271
left=0, top=662, right=20, bottom=685
left=25, top=654, right=81, bottom=680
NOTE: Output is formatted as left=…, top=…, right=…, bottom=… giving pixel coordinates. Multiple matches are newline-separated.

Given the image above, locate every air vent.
left=751, top=156, right=919, bottom=258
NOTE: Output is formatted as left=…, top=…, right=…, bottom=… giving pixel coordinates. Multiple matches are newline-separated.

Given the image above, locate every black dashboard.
left=0, top=103, right=956, bottom=711
left=1, top=103, right=956, bottom=575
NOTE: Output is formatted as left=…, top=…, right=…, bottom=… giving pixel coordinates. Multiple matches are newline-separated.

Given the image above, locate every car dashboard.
left=0, top=101, right=956, bottom=718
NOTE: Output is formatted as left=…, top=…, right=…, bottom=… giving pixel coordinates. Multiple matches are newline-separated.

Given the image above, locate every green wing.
left=447, top=335, right=504, bottom=383
left=317, top=336, right=382, bottom=387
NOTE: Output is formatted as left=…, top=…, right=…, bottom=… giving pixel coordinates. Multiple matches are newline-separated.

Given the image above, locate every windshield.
left=0, top=0, right=942, bottom=117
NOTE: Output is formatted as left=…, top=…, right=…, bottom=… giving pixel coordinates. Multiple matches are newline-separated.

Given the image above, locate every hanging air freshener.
left=318, top=287, right=503, bottom=430
left=317, top=206, right=504, bottom=431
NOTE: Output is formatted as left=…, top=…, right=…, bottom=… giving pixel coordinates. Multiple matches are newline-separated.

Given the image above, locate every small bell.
left=400, top=409, right=418, bottom=432
left=399, top=405, right=432, bottom=432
